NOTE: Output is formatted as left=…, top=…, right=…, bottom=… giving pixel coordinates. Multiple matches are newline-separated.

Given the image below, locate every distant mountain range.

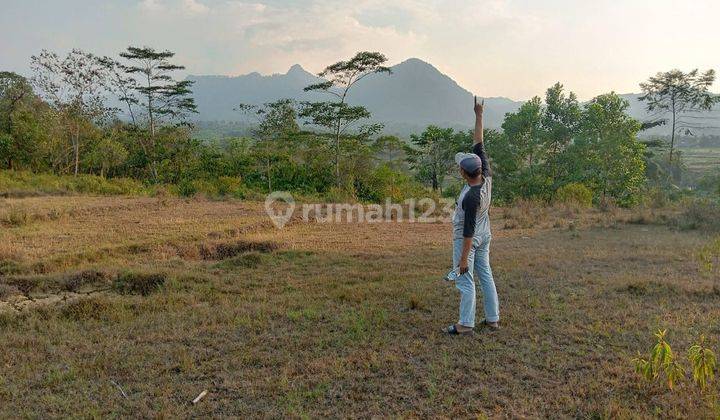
left=187, top=58, right=720, bottom=138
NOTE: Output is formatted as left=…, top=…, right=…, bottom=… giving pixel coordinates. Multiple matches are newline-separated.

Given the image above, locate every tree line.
left=1, top=47, right=717, bottom=204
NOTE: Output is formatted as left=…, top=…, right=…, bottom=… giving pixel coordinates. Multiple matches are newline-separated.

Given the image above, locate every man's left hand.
left=459, top=260, right=469, bottom=274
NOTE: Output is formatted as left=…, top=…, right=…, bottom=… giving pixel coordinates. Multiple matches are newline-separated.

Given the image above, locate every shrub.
left=673, top=199, right=720, bottom=232
left=176, top=179, right=197, bottom=197
left=644, top=186, right=669, bottom=209
left=199, top=240, right=278, bottom=260
left=191, top=179, right=219, bottom=197
left=216, top=176, right=246, bottom=198
left=324, top=186, right=356, bottom=203
left=353, top=165, right=428, bottom=203
left=555, top=183, right=593, bottom=208
left=697, top=236, right=720, bottom=275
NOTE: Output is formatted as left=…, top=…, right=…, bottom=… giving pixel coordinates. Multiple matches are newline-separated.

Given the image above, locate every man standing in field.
left=443, top=97, right=500, bottom=335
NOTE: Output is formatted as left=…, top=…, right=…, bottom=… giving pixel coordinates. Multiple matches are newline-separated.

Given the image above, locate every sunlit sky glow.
left=1, top=0, right=718, bottom=100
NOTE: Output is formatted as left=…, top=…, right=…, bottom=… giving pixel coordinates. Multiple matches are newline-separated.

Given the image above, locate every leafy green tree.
left=573, top=93, right=646, bottom=206
left=641, top=138, right=686, bottom=189
left=499, top=97, right=553, bottom=198
left=31, top=49, right=112, bottom=175
left=118, top=46, right=197, bottom=180
left=372, top=135, right=409, bottom=171
left=237, top=99, right=300, bottom=191
left=639, top=69, right=719, bottom=164
left=300, top=51, right=391, bottom=185
left=408, top=126, right=463, bottom=192
left=86, top=132, right=129, bottom=178
left=541, top=83, right=581, bottom=182
left=0, top=72, right=47, bottom=170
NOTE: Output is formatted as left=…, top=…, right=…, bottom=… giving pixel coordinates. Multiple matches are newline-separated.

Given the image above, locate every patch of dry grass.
left=0, top=196, right=718, bottom=417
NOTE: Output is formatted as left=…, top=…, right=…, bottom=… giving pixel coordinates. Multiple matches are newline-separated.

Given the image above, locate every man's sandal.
left=479, top=319, right=500, bottom=330
left=443, top=324, right=474, bottom=335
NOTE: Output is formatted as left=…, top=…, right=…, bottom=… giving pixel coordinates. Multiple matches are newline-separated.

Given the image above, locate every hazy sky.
left=1, top=0, right=718, bottom=100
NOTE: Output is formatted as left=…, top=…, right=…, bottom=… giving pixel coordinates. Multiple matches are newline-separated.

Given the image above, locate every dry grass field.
left=1, top=196, right=719, bottom=418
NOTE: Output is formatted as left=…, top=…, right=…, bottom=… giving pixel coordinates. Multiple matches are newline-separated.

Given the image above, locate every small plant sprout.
left=633, top=329, right=685, bottom=390
left=633, top=354, right=655, bottom=381
left=665, top=360, right=685, bottom=390
left=688, top=335, right=717, bottom=390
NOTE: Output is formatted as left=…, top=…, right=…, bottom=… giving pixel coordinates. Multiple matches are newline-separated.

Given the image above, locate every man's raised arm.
left=473, top=96, right=484, bottom=145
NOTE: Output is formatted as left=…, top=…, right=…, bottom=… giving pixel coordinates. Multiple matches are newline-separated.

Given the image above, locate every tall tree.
left=574, top=93, right=646, bottom=206
left=98, top=57, right=139, bottom=126
left=31, top=49, right=112, bottom=175
left=372, top=135, right=408, bottom=171
left=408, top=126, right=463, bottom=192
left=499, top=96, right=553, bottom=197
left=0, top=72, right=37, bottom=169
left=237, top=99, right=299, bottom=191
left=299, top=51, right=391, bottom=185
left=118, top=46, right=197, bottom=180
left=639, top=69, right=719, bottom=164
left=542, top=83, right=581, bottom=180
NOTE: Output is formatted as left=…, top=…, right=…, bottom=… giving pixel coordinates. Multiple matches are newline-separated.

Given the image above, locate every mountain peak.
left=393, top=58, right=439, bottom=71
left=287, top=64, right=309, bottom=76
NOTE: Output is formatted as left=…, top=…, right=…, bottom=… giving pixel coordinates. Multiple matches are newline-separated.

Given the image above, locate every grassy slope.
left=1, top=197, right=719, bottom=418
left=679, top=147, right=720, bottom=174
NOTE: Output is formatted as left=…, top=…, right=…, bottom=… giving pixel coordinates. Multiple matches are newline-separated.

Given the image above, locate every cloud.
left=182, top=0, right=210, bottom=16
left=200, top=1, right=424, bottom=68
left=138, top=0, right=164, bottom=12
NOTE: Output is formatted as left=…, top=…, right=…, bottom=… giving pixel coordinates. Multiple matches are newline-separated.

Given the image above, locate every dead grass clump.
left=3, top=276, right=41, bottom=296
left=503, top=199, right=547, bottom=229
left=1, top=205, right=30, bottom=227
left=598, top=196, right=618, bottom=213
left=124, top=244, right=150, bottom=255
left=199, top=240, right=279, bottom=260
left=0, top=259, right=23, bottom=276
left=0, top=284, right=21, bottom=300
left=626, top=207, right=668, bottom=226
left=621, top=280, right=679, bottom=297
left=174, top=243, right=200, bottom=260
left=407, top=294, right=425, bottom=311
left=113, top=271, right=167, bottom=296
left=61, top=297, right=116, bottom=321
left=61, top=270, right=114, bottom=293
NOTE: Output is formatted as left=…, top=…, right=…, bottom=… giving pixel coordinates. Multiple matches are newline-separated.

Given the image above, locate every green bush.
left=216, top=176, right=247, bottom=198
left=175, top=179, right=197, bottom=197
left=441, top=181, right=463, bottom=199
left=354, top=165, right=428, bottom=203
left=191, top=179, right=219, bottom=197
left=555, top=183, right=593, bottom=208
